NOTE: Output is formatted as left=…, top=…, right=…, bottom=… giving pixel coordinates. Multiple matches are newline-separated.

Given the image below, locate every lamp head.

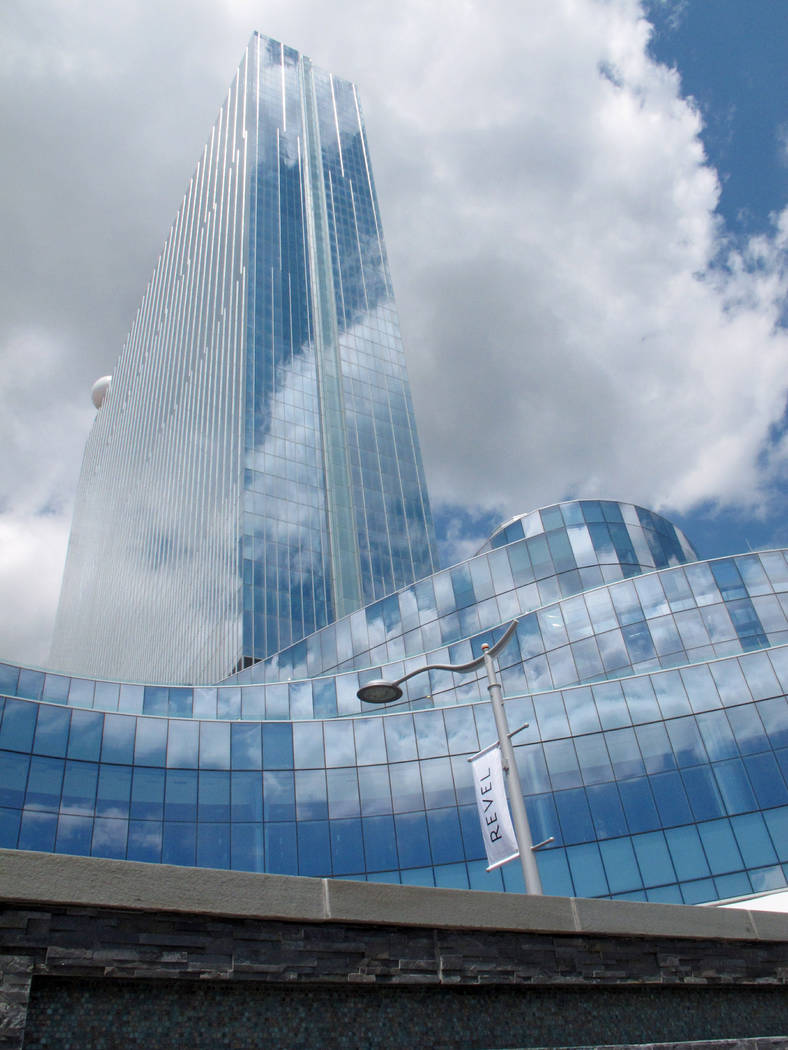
left=356, top=680, right=403, bottom=704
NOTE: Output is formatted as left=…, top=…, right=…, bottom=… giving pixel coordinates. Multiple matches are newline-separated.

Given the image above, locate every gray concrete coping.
left=0, top=849, right=786, bottom=943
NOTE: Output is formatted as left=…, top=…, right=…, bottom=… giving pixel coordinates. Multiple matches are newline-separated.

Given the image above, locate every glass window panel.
left=635, top=723, right=675, bottom=774
left=711, top=560, right=747, bottom=601
left=61, top=761, right=98, bottom=815
left=164, top=769, right=197, bottom=821
left=686, top=562, right=719, bottom=606
left=599, top=838, right=642, bottom=893
left=263, top=771, right=295, bottom=822
left=56, top=814, right=92, bottom=856
left=621, top=678, right=659, bottom=724
left=727, top=705, right=768, bottom=754
left=583, top=589, right=617, bottom=634
left=389, top=761, right=423, bottom=812
left=101, top=714, right=135, bottom=764
left=293, top=723, right=324, bottom=768
left=739, top=652, right=780, bottom=700
left=295, top=769, right=328, bottom=820
left=324, top=720, right=356, bottom=767
left=731, top=811, right=778, bottom=867
left=597, top=628, right=629, bottom=673
left=555, top=787, right=594, bottom=844
left=394, top=811, right=431, bottom=868
left=619, top=777, right=660, bottom=833
left=566, top=842, right=608, bottom=897
left=562, top=688, right=600, bottom=735
left=198, top=770, right=230, bottom=822
left=96, top=765, right=132, bottom=818
left=570, top=637, right=604, bottom=681
left=666, top=717, right=707, bottom=767
left=661, top=569, right=695, bottom=612
left=326, top=767, right=360, bottom=819
left=358, top=765, right=391, bottom=816
left=231, top=823, right=263, bottom=873
left=363, top=814, right=398, bottom=871
left=586, top=782, right=628, bottom=839
left=167, top=720, right=198, bottom=768
left=543, top=739, right=581, bottom=790
left=262, top=724, right=293, bottom=769
left=674, top=611, right=710, bottom=652
left=533, top=693, right=570, bottom=740
left=679, top=665, right=720, bottom=714
left=131, top=767, right=165, bottom=820
left=681, top=766, right=725, bottom=820
left=768, top=647, right=788, bottom=692
left=653, top=671, right=691, bottom=718
left=25, top=756, right=64, bottom=810
left=420, top=757, right=454, bottom=808
left=604, top=727, right=643, bottom=779
left=330, top=818, right=365, bottom=875
left=230, top=771, right=262, bottom=822
left=650, top=771, right=693, bottom=826
left=665, top=825, right=710, bottom=881
left=561, top=596, right=592, bottom=642
left=575, top=735, right=612, bottom=785
left=264, top=822, right=296, bottom=875
left=632, top=831, right=675, bottom=887
left=196, top=823, right=229, bottom=869
left=18, top=811, right=56, bottom=852
left=231, top=724, right=262, bottom=769
left=427, top=808, right=464, bottom=865
left=199, top=722, right=231, bottom=769
left=758, top=697, right=788, bottom=748
left=710, top=658, right=749, bottom=705
left=649, top=615, right=683, bottom=657
left=714, top=758, right=758, bottom=814
left=696, top=710, right=738, bottom=761
left=698, top=819, right=743, bottom=874
left=162, top=822, right=196, bottom=867
left=33, top=706, right=70, bottom=758
left=537, top=608, right=567, bottom=650
left=701, top=604, right=736, bottom=644
left=545, top=644, right=577, bottom=687
left=443, top=707, right=479, bottom=755
left=67, top=710, right=103, bottom=762
left=384, top=715, right=417, bottom=762
left=0, top=752, right=28, bottom=808
left=0, top=699, right=37, bottom=752
left=143, top=687, right=168, bottom=716
left=353, top=717, right=387, bottom=766
left=752, top=595, right=787, bottom=633
left=513, top=743, right=550, bottom=795
left=134, top=718, right=167, bottom=766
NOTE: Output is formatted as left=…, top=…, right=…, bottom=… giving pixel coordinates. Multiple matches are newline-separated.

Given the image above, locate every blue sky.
left=643, top=0, right=788, bottom=560
left=435, top=0, right=788, bottom=567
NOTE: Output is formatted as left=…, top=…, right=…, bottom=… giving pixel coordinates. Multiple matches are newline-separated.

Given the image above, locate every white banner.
left=470, top=747, right=519, bottom=871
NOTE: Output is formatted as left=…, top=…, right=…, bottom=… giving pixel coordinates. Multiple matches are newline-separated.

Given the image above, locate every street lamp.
left=357, top=620, right=546, bottom=895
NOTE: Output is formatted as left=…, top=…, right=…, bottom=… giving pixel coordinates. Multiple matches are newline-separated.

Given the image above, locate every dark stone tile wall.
left=21, top=979, right=788, bottom=1050
left=0, top=903, right=783, bottom=1049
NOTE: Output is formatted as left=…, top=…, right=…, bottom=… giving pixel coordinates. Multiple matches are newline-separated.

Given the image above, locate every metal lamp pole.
left=356, top=620, right=544, bottom=895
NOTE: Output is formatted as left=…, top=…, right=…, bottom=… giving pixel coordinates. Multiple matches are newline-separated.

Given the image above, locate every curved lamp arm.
left=357, top=620, right=518, bottom=704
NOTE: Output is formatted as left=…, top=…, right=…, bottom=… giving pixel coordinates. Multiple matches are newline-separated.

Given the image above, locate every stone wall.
left=0, top=850, right=785, bottom=1049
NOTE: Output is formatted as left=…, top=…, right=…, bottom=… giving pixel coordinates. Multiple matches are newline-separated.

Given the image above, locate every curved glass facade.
left=3, top=499, right=788, bottom=904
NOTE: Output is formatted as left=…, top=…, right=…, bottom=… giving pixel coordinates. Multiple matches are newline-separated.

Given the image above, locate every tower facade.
left=50, top=34, right=439, bottom=683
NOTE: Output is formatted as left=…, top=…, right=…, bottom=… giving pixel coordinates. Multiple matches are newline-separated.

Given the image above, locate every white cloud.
left=0, top=0, right=786, bottom=668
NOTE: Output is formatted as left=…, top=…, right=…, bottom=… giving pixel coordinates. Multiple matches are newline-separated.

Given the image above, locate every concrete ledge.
left=1, top=849, right=786, bottom=943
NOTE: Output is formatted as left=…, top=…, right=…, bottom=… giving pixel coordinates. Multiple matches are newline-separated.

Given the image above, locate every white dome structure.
left=91, top=375, right=111, bottom=410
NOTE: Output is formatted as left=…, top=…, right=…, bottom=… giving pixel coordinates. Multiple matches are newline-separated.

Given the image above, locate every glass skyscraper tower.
left=50, top=33, right=439, bottom=684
